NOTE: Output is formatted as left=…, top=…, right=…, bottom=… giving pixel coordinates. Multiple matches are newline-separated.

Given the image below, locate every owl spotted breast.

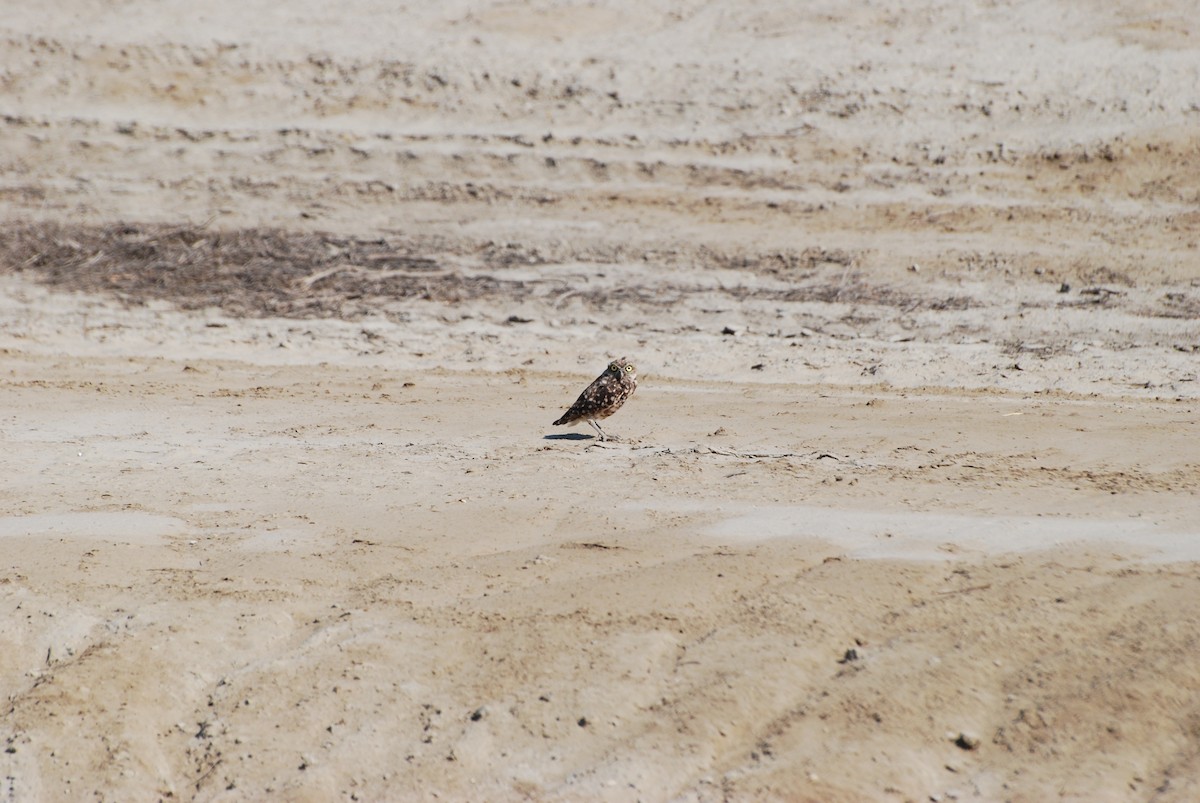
left=552, top=357, right=638, bottom=441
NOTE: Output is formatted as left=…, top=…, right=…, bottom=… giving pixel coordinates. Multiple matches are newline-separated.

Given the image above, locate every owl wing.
left=552, top=375, right=610, bottom=424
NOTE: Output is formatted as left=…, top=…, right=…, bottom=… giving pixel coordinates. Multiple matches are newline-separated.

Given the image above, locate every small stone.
left=954, top=731, right=981, bottom=751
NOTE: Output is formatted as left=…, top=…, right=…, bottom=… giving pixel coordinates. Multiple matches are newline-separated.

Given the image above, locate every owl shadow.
left=543, top=433, right=595, bottom=441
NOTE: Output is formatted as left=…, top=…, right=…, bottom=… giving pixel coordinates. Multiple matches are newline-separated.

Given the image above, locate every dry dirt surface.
left=2, top=1, right=1200, bottom=801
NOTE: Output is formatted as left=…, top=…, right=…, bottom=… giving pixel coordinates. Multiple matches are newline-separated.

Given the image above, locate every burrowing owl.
left=552, top=357, right=638, bottom=441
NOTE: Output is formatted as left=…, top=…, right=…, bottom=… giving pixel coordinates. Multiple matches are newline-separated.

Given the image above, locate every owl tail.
left=553, top=405, right=583, bottom=425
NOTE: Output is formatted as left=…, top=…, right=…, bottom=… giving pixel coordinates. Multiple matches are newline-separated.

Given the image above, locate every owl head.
left=608, top=358, right=637, bottom=382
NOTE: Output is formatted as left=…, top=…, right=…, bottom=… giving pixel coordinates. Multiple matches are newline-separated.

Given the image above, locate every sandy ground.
left=2, top=1, right=1200, bottom=801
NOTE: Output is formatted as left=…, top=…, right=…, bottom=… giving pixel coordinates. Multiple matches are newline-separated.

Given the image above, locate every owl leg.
left=588, top=419, right=608, bottom=441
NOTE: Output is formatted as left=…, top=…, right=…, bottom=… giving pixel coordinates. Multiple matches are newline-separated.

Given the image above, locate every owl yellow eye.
left=625, top=365, right=634, bottom=372
left=609, top=363, right=619, bottom=372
